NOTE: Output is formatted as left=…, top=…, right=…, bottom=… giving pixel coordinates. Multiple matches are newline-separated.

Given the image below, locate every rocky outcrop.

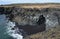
left=0, top=7, right=60, bottom=37
left=0, top=7, right=14, bottom=14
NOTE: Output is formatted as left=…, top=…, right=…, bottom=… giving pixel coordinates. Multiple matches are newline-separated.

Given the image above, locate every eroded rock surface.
left=0, top=7, right=60, bottom=37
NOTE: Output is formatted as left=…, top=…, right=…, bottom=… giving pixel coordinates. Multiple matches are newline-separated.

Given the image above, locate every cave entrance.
left=37, top=15, right=46, bottom=25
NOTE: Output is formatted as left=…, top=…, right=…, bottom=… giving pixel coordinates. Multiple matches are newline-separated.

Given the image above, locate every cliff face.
left=0, top=7, right=60, bottom=25
left=0, top=5, right=60, bottom=38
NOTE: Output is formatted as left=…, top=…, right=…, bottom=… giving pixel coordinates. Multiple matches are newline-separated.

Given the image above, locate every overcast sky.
left=0, top=0, right=60, bottom=5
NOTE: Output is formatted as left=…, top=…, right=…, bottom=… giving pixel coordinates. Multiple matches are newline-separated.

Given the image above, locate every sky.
left=0, top=0, right=60, bottom=5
